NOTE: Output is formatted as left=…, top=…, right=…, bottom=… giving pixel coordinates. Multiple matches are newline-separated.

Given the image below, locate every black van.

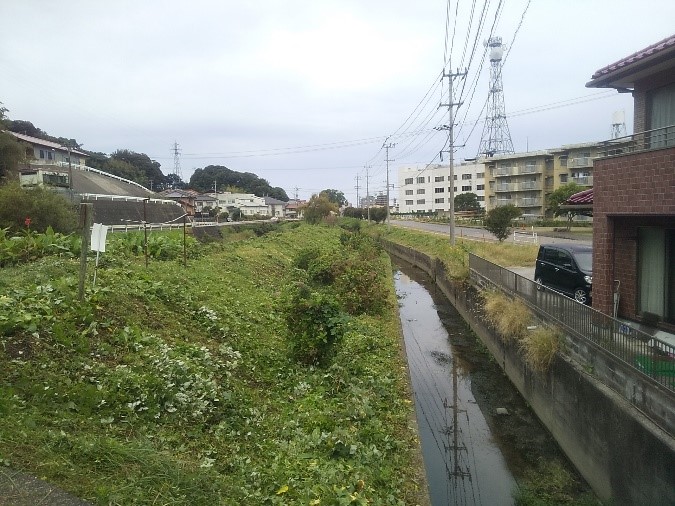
left=534, top=244, right=593, bottom=304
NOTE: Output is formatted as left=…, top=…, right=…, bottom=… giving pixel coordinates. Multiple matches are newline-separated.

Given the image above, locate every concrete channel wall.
left=382, top=240, right=675, bottom=506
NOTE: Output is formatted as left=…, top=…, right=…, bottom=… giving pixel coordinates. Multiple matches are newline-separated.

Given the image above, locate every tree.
left=546, top=182, right=583, bottom=218
left=0, top=182, right=77, bottom=234
left=165, top=173, right=186, bottom=189
left=303, top=194, right=338, bottom=224
left=0, top=131, right=28, bottom=181
left=190, top=165, right=288, bottom=201
left=454, top=192, right=481, bottom=212
left=342, top=207, right=364, bottom=219
left=484, top=204, right=522, bottom=242
left=320, top=189, right=347, bottom=207
left=370, top=207, right=388, bottom=223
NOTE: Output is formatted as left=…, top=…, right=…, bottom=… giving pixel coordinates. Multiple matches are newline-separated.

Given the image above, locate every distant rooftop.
left=5, top=131, right=88, bottom=157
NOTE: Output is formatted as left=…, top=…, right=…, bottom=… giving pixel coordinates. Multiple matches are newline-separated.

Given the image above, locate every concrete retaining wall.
left=383, top=240, right=675, bottom=506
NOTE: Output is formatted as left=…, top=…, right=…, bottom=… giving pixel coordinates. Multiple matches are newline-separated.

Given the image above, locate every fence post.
left=78, top=203, right=93, bottom=301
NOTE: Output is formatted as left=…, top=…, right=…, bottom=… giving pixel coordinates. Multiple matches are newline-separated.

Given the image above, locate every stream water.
left=395, top=263, right=517, bottom=506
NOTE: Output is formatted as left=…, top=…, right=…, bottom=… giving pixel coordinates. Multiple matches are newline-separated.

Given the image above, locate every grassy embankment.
left=368, top=223, right=539, bottom=278
left=0, top=223, right=426, bottom=505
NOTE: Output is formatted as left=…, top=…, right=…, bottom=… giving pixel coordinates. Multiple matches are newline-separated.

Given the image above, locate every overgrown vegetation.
left=482, top=290, right=560, bottom=372
left=0, top=223, right=426, bottom=505
left=483, top=290, right=531, bottom=343
left=0, top=182, right=78, bottom=234
left=514, top=460, right=600, bottom=506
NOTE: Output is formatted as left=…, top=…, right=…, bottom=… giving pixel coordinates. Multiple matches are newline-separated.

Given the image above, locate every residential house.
left=157, top=189, right=200, bottom=216
left=285, top=199, right=305, bottom=219
left=264, top=196, right=287, bottom=217
left=8, top=131, right=88, bottom=189
left=586, top=34, right=675, bottom=327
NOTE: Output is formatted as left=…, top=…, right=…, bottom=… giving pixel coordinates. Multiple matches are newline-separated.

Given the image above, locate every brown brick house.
left=586, top=35, right=675, bottom=328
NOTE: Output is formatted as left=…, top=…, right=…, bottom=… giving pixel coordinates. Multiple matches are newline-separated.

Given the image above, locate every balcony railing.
left=571, top=176, right=593, bottom=186
left=519, top=164, right=538, bottom=174
left=598, top=124, right=675, bottom=158
left=517, top=197, right=542, bottom=207
left=495, top=167, right=513, bottom=176
left=568, top=157, right=593, bottom=168
left=519, top=181, right=540, bottom=190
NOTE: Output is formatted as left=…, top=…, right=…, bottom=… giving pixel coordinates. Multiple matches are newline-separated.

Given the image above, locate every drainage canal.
left=395, top=264, right=517, bottom=505
left=394, top=259, right=596, bottom=506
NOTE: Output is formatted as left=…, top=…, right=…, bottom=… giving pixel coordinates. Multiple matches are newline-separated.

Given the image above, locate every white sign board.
left=91, top=223, right=109, bottom=252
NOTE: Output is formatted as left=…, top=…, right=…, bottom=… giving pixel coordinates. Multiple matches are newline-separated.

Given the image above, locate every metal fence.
left=469, top=253, right=675, bottom=392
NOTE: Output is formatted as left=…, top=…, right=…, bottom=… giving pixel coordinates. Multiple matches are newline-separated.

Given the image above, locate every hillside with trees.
left=190, top=165, right=288, bottom=201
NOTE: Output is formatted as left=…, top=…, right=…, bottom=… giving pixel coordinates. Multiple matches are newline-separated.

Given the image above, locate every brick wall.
left=592, top=147, right=675, bottom=317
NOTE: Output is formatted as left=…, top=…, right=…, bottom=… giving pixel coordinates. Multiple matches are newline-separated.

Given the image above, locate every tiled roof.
left=587, top=34, right=675, bottom=88
left=4, top=130, right=88, bottom=156
left=565, top=188, right=593, bottom=205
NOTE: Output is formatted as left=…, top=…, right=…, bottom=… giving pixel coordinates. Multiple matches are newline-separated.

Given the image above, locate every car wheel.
left=535, top=277, right=544, bottom=291
left=574, top=288, right=588, bottom=304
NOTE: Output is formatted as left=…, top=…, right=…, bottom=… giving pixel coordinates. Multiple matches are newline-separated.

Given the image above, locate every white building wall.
left=397, top=162, right=485, bottom=214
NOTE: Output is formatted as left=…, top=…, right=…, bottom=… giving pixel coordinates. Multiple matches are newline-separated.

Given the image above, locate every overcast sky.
left=2, top=1, right=674, bottom=202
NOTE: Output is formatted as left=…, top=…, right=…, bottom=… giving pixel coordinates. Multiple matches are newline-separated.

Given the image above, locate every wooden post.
left=78, top=203, right=93, bottom=301
left=183, top=214, right=187, bottom=267
left=143, top=198, right=149, bottom=268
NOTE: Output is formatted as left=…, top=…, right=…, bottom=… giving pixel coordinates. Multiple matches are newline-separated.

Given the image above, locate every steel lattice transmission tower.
left=172, top=141, right=182, bottom=181
left=477, top=37, right=515, bottom=157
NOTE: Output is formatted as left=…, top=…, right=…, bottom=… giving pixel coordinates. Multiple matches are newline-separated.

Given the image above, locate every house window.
left=476, top=184, right=485, bottom=190
left=405, top=178, right=414, bottom=184
left=47, top=151, right=53, bottom=160
left=405, top=190, right=413, bottom=195
left=435, top=198, right=444, bottom=204
left=416, top=199, right=425, bottom=205
left=560, top=174, right=568, bottom=183
left=638, top=227, right=675, bottom=323
left=477, top=172, right=484, bottom=179
left=649, top=82, right=675, bottom=148
left=405, top=200, right=414, bottom=205
left=559, top=156, right=568, bottom=167
left=462, top=185, right=471, bottom=192
left=434, top=187, right=444, bottom=193
left=39, top=149, right=45, bottom=159
left=435, top=176, right=445, bottom=182
left=461, top=174, right=472, bottom=180
left=416, top=177, right=425, bottom=184
left=416, top=189, right=425, bottom=194
left=453, top=175, right=457, bottom=180
left=477, top=196, right=485, bottom=202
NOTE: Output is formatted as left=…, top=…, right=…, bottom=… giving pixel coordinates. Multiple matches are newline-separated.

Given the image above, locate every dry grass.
left=483, top=290, right=531, bottom=343
left=520, top=326, right=561, bottom=372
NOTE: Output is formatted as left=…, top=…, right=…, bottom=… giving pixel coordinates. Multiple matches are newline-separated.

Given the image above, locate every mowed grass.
left=0, top=223, right=425, bottom=505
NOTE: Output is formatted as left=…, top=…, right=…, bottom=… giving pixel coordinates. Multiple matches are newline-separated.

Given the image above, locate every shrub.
left=281, top=282, right=348, bottom=364
left=338, top=217, right=362, bottom=233
left=0, top=182, right=77, bottom=234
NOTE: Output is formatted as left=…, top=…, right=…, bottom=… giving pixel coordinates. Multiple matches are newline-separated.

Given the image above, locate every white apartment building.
left=397, top=162, right=485, bottom=214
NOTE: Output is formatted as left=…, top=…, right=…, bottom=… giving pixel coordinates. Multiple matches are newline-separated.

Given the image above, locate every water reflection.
left=395, top=267, right=516, bottom=506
